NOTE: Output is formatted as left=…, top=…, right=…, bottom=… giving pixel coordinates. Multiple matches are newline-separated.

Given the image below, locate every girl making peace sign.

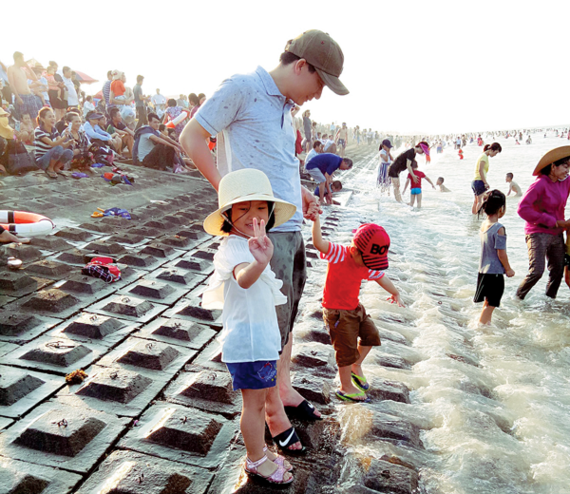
left=202, top=168, right=298, bottom=485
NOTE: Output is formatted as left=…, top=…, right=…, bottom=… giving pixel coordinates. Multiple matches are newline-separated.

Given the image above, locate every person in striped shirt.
left=312, top=215, right=403, bottom=402
left=34, top=107, right=73, bottom=178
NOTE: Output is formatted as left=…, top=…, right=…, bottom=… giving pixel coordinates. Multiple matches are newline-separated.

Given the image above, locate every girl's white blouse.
left=202, top=235, right=286, bottom=363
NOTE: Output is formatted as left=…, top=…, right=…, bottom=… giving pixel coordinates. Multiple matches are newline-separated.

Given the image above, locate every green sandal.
left=335, top=389, right=370, bottom=403
left=351, top=372, right=370, bottom=391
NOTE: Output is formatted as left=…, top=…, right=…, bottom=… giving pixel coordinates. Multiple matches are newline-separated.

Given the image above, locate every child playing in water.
left=402, top=161, right=435, bottom=208
left=506, top=173, right=522, bottom=197
left=474, top=190, right=515, bottom=324
left=202, top=168, right=297, bottom=485
left=314, top=180, right=342, bottom=205
left=436, top=177, right=451, bottom=192
left=312, top=215, right=403, bottom=402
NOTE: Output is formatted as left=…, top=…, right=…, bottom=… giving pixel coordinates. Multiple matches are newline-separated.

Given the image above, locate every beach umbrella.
left=74, top=71, right=98, bottom=84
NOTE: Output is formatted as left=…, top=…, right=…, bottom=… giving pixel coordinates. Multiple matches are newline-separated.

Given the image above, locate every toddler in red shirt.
left=311, top=215, right=403, bottom=402
left=402, top=160, right=435, bottom=208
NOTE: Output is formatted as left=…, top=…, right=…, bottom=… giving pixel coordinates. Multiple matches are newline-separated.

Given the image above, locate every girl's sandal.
left=45, top=170, right=58, bottom=179
left=244, top=455, right=293, bottom=485
left=351, top=372, right=370, bottom=391
left=263, top=445, right=293, bottom=472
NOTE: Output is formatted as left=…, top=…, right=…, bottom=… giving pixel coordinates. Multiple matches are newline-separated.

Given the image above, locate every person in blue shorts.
left=314, top=180, right=342, bottom=204
left=402, top=160, right=435, bottom=208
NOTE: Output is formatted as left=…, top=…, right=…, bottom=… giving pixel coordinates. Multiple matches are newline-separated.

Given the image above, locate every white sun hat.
left=203, top=168, right=297, bottom=236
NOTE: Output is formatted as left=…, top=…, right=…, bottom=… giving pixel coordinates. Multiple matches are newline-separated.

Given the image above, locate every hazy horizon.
left=3, top=0, right=569, bottom=134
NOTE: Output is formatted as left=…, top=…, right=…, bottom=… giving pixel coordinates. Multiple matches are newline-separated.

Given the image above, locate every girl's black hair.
left=478, top=189, right=506, bottom=217
left=220, top=201, right=276, bottom=233
left=483, top=142, right=502, bottom=153
left=541, top=156, right=570, bottom=176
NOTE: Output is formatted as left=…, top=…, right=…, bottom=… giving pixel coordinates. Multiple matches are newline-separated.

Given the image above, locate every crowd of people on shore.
left=2, top=35, right=570, bottom=489
left=0, top=52, right=216, bottom=176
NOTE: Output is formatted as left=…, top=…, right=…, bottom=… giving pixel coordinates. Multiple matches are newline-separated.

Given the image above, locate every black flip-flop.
left=284, top=399, right=322, bottom=421
left=272, top=426, right=306, bottom=456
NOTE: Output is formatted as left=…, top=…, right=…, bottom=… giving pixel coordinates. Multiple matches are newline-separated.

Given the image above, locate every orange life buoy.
left=0, top=210, right=55, bottom=235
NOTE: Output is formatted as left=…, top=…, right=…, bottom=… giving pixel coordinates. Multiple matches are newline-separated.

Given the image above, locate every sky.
left=3, top=0, right=569, bottom=134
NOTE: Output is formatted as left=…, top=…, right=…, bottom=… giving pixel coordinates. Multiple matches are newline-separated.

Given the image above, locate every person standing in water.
left=388, top=141, right=429, bottom=203
left=377, top=138, right=393, bottom=194
left=516, top=147, right=570, bottom=300
left=471, top=142, right=502, bottom=214
left=474, top=190, right=514, bottom=325
left=180, top=29, right=349, bottom=452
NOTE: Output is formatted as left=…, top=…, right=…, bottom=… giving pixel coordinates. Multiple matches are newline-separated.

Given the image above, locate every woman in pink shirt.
left=516, top=146, right=570, bottom=299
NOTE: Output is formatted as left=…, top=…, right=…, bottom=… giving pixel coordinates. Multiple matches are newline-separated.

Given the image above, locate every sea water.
left=305, top=135, right=570, bottom=494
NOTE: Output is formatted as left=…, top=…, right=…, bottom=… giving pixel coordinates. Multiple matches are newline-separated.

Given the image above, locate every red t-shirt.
left=320, top=242, right=384, bottom=310
left=407, top=170, right=426, bottom=189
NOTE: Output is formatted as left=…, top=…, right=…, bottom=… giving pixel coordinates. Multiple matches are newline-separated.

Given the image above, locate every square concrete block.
left=2, top=334, right=104, bottom=375
left=149, top=266, right=206, bottom=288
left=88, top=294, right=168, bottom=323
left=291, top=342, right=337, bottom=376
left=119, top=278, right=187, bottom=305
left=118, top=402, right=237, bottom=469
left=291, top=371, right=333, bottom=405
left=58, top=365, right=162, bottom=417
left=0, top=312, right=61, bottom=345
left=175, top=228, right=207, bottom=241
left=363, top=458, right=418, bottom=494
left=158, top=234, right=196, bottom=249
left=165, top=369, right=242, bottom=418
left=191, top=249, right=215, bottom=261
left=164, top=297, right=222, bottom=329
left=96, top=336, right=195, bottom=378
left=30, top=235, right=73, bottom=252
left=77, top=221, right=117, bottom=234
left=24, top=260, right=74, bottom=279
left=4, top=243, right=43, bottom=262
left=0, top=457, right=82, bottom=494
left=139, top=242, right=183, bottom=260
left=50, top=312, right=139, bottom=347
left=137, top=317, right=216, bottom=350
left=5, top=288, right=87, bottom=319
left=54, top=248, right=92, bottom=265
left=84, top=240, right=127, bottom=255
left=366, top=378, right=411, bottom=404
left=107, top=232, right=147, bottom=245
left=129, top=226, right=162, bottom=237
left=0, top=271, right=38, bottom=297
left=54, top=227, right=96, bottom=242
left=117, top=252, right=166, bottom=270
left=0, top=400, right=129, bottom=473
left=53, top=273, right=117, bottom=300
left=0, top=365, right=62, bottom=418
left=171, top=256, right=213, bottom=274
left=366, top=411, right=422, bottom=448
left=75, top=450, right=212, bottom=494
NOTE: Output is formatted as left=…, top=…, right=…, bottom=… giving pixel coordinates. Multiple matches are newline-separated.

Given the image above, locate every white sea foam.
left=303, top=135, right=570, bottom=493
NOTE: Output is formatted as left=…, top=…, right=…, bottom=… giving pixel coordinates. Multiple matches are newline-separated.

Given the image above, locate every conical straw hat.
left=533, top=146, right=570, bottom=176
left=203, top=168, right=297, bottom=236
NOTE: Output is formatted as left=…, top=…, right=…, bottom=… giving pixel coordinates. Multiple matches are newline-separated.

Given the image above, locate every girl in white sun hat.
left=202, top=168, right=296, bottom=485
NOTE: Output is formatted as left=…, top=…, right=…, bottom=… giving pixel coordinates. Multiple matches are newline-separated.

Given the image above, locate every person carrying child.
left=311, top=215, right=403, bottom=402
left=202, top=168, right=297, bottom=485
left=474, top=190, right=515, bottom=325
left=402, top=160, right=435, bottom=208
